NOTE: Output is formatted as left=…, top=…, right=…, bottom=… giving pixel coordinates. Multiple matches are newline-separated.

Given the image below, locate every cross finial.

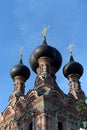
left=41, top=26, right=50, bottom=41
left=19, top=46, right=23, bottom=60
left=68, top=43, right=73, bottom=56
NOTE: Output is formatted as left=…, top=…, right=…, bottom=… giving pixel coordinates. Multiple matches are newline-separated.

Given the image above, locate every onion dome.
left=10, top=54, right=30, bottom=81
left=30, top=38, right=62, bottom=73
left=63, top=44, right=83, bottom=78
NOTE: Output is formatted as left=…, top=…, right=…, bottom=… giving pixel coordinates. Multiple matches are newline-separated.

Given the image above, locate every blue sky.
left=0, top=0, right=87, bottom=112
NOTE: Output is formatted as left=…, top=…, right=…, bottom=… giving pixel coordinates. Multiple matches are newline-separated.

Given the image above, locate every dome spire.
left=10, top=47, right=30, bottom=82
left=30, top=26, right=62, bottom=74
left=41, top=26, right=50, bottom=44
left=68, top=43, right=73, bottom=56
left=63, top=43, right=83, bottom=78
left=68, top=43, right=74, bottom=62
left=19, top=46, right=23, bottom=64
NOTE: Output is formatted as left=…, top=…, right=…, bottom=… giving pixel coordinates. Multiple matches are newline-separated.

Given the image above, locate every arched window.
left=58, top=121, right=63, bottom=130
left=29, top=122, right=33, bottom=130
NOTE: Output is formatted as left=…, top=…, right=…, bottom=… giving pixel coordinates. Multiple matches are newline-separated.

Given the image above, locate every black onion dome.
left=63, top=55, right=83, bottom=78
left=30, top=39, right=62, bottom=73
left=10, top=57, right=30, bottom=81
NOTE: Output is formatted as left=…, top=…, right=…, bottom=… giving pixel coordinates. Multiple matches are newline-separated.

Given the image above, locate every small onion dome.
left=63, top=55, right=83, bottom=78
left=10, top=56, right=30, bottom=81
left=30, top=39, right=62, bottom=73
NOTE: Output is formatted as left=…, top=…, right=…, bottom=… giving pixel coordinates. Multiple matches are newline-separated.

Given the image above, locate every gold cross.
left=68, top=43, right=73, bottom=56
left=19, top=46, right=23, bottom=59
left=41, top=26, right=50, bottom=40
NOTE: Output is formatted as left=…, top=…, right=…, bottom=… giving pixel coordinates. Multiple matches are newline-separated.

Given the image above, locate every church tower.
left=30, top=27, right=62, bottom=95
left=63, top=44, right=85, bottom=99
left=10, top=52, right=30, bottom=106
left=0, top=53, right=30, bottom=130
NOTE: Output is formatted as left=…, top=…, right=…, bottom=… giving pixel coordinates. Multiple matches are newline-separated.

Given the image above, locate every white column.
left=42, top=113, right=47, bottom=130
left=35, top=115, right=41, bottom=130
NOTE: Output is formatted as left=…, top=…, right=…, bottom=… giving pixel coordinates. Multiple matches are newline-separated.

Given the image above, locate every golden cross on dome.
left=19, top=46, right=23, bottom=59
left=41, top=26, right=50, bottom=40
left=68, top=43, right=73, bottom=56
